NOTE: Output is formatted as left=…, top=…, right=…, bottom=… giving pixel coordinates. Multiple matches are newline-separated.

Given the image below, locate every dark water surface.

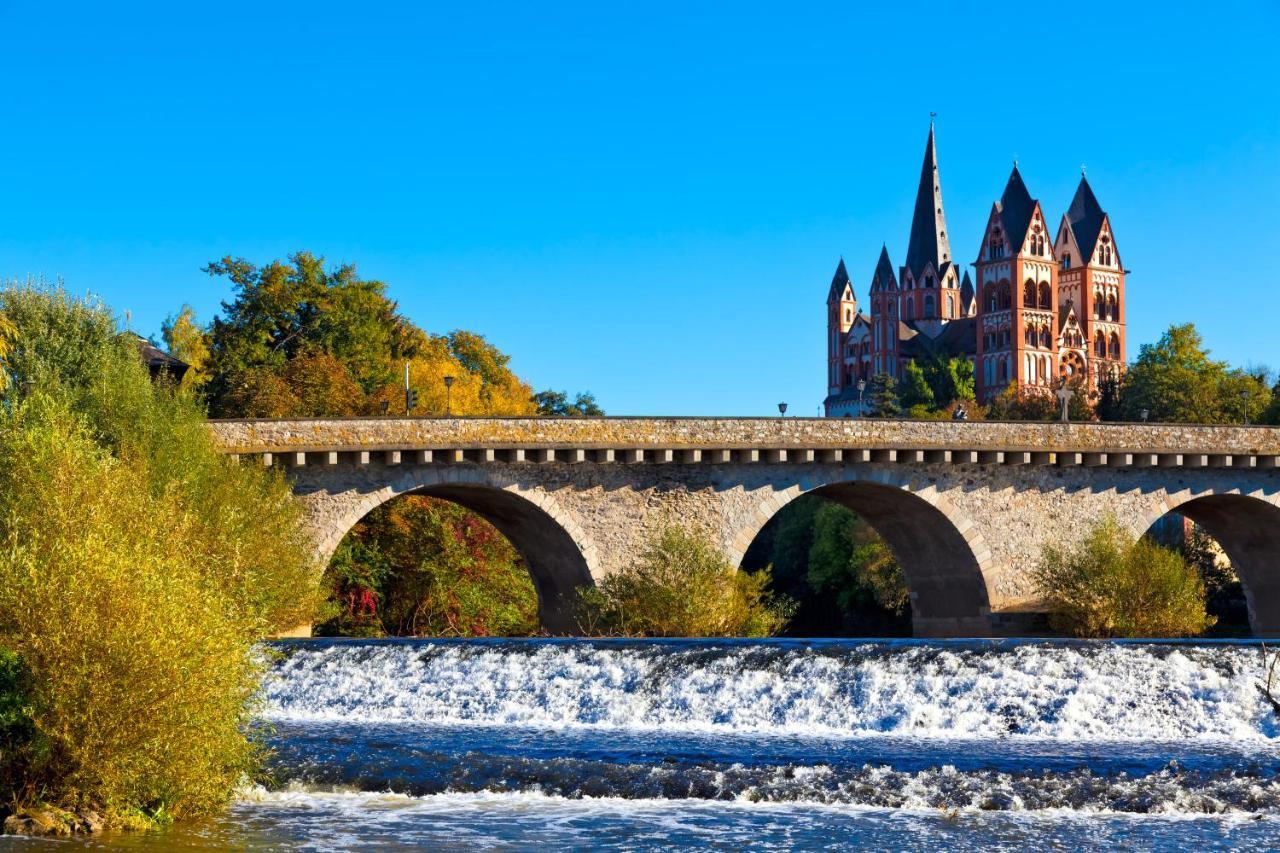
left=12, top=638, right=1280, bottom=850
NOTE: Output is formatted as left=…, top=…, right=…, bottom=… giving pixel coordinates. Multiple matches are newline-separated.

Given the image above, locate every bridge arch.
left=315, top=467, right=600, bottom=634
left=727, top=471, right=997, bottom=637
left=1137, top=490, right=1280, bottom=637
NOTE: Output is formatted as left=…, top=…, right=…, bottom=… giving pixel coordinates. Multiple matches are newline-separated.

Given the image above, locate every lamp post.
left=1140, top=408, right=1149, bottom=423
left=777, top=402, right=788, bottom=417
left=443, top=375, right=455, bottom=417
left=857, top=379, right=867, bottom=415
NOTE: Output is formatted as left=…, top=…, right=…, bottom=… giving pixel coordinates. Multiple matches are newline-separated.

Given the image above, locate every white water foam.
left=261, top=641, right=1277, bottom=742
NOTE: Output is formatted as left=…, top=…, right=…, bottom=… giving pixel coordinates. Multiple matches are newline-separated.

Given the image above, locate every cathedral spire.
left=904, top=122, right=953, bottom=279
left=1064, top=174, right=1106, bottom=259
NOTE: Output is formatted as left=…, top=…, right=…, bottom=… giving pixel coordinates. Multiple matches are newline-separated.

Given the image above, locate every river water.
left=22, top=638, right=1280, bottom=849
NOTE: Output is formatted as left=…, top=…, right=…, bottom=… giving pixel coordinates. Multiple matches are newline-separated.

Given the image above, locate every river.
left=18, top=638, right=1280, bottom=849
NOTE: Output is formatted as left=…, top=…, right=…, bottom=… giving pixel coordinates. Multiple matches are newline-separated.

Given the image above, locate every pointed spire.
left=1064, top=174, right=1107, bottom=259
left=870, top=245, right=898, bottom=292
left=960, top=270, right=975, bottom=315
left=827, top=258, right=851, bottom=302
left=904, top=123, right=953, bottom=280
left=996, top=165, right=1036, bottom=252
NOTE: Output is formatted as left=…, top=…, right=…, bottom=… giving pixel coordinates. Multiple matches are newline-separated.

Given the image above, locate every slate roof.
left=127, top=333, right=190, bottom=382
left=1064, top=175, right=1107, bottom=259
left=995, top=166, right=1036, bottom=253
left=903, top=124, right=953, bottom=280
left=896, top=315, right=977, bottom=360
left=827, top=258, right=851, bottom=302
left=870, top=245, right=898, bottom=292
left=959, top=271, right=975, bottom=315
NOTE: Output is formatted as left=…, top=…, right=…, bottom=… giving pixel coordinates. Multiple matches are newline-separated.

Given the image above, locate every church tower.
left=868, top=246, right=899, bottom=377
left=974, top=166, right=1059, bottom=401
left=1054, top=174, right=1126, bottom=385
left=899, top=122, right=963, bottom=337
left=826, top=258, right=857, bottom=397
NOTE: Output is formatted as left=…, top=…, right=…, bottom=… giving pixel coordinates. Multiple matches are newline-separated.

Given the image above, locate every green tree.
left=867, top=373, right=901, bottom=418
left=160, top=305, right=210, bottom=391
left=202, top=252, right=413, bottom=413
left=900, top=360, right=935, bottom=411
left=533, top=389, right=605, bottom=416
left=806, top=503, right=909, bottom=632
left=1117, top=324, right=1270, bottom=423
left=1033, top=516, right=1213, bottom=638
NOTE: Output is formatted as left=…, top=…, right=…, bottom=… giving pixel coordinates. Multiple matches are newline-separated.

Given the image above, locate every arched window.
left=998, top=358, right=1007, bottom=382
left=947, top=295, right=955, bottom=316
left=1109, top=296, right=1119, bottom=322
left=924, top=294, right=935, bottom=317
left=1038, top=282, right=1052, bottom=309
left=1109, top=333, right=1121, bottom=359
left=1039, top=324, right=1051, bottom=349
left=1025, top=325, right=1035, bottom=346
left=1023, top=281, right=1036, bottom=307
left=1000, top=282, right=1012, bottom=311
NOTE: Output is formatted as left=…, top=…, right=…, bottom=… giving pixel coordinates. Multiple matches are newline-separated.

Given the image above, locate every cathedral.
left=824, top=123, right=1127, bottom=417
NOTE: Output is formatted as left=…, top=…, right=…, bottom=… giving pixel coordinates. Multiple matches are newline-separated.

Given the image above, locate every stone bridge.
left=207, top=417, right=1280, bottom=637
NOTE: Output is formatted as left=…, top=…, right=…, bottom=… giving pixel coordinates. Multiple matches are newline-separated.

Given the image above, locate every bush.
left=576, top=525, right=793, bottom=637
left=317, top=495, right=540, bottom=637
left=1033, top=516, right=1214, bottom=638
left=0, top=283, right=318, bottom=825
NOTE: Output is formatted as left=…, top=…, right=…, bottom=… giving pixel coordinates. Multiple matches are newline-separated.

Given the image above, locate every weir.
left=208, top=417, right=1280, bottom=637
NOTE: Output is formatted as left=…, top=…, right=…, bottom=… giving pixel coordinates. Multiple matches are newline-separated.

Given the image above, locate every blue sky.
left=1, top=1, right=1277, bottom=415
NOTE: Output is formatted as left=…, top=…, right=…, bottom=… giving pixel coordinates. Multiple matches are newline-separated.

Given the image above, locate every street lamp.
left=443, top=375, right=456, bottom=417
left=1140, top=408, right=1149, bottom=423
left=857, top=379, right=867, bottom=415
left=778, top=402, right=788, bottom=417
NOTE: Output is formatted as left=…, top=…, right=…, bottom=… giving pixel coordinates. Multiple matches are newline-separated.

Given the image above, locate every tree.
left=202, top=252, right=413, bottom=414
left=1117, top=324, right=1270, bottom=423
left=160, top=305, right=211, bottom=391
left=806, top=503, right=909, bottom=633
left=900, top=360, right=935, bottom=411
left=533, top=389, right=605, bottom=416
left=866, top=373, right=901, bottom=418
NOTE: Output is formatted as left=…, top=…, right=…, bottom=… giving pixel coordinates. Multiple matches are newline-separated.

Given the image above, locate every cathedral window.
left=1039, top=325, right=1051, bottom=349
left=924, top=295, right=935, bottom=317
left=1038, top=282, right=1052, bottom=309
left=947, top=295, right=954, bottom=316
left=1109, top=333, right=1121, bottom=359
left=1023, top=281, right=1036, bottom=307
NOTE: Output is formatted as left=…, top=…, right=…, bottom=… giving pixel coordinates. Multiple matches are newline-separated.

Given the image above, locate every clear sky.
left=1, top=1, right=1277, bottom=416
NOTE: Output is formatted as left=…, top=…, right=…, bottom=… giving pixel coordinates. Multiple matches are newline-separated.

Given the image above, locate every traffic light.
left=405, top=388, right=419, bottom=413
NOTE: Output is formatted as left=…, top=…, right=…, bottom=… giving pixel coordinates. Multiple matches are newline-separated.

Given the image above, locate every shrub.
left=576, top=525, right=793, bottom=637
left=0, top=282, right=318, bottom=825
left=1033, top=516, right=1214, bottom=638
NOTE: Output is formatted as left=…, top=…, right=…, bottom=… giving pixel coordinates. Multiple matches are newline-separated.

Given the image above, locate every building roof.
left=903, top=123, right=953, bottom=281
left=897, top=315, right=977, bottom=360
left=995, top=165, right=1036, bottom=253
left=126, top=332, right=190, bottom=382
left=959, top=271, right=974, bottom=315
left=870, top=245, right=898, bottom=292
left=1064, top=175, right=1107, bottom=259
left=827, top=257, right=851, bottom=302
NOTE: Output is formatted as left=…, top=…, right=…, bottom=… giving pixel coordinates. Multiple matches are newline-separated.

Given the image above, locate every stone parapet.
left=207, top=416, right=1280, bottom=458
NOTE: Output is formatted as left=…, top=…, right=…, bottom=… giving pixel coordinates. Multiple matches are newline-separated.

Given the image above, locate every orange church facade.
left=825, top=124, right=1127, bottom=417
